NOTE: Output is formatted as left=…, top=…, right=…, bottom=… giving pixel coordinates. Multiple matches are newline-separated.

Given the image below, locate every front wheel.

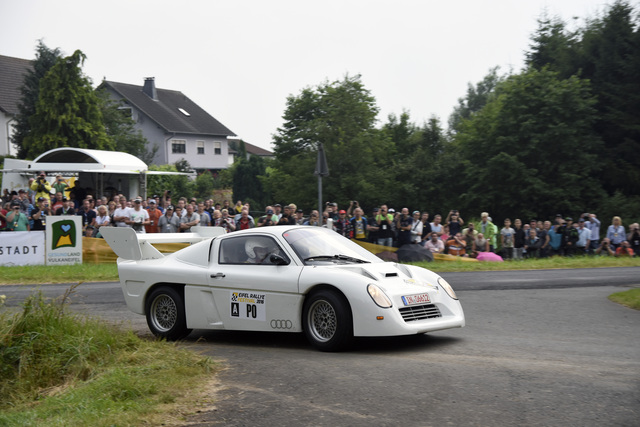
left=302, top=289, right=352, bottom=351
left=145, top=286, right=192, bottom=340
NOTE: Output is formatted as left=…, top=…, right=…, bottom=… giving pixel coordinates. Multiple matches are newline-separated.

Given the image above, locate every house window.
left=197, top=141, right=205, bottom=154
left=214, top=141, right=221, bottom=155
left=172, top=139, right=186, bottom=154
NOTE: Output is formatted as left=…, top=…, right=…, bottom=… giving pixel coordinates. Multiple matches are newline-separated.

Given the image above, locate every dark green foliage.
left=232, top=150, right=268, bottom=209
left=12, top=41, right=62, bottom=159
left=267, top=74, right=393, bottom=210
left=22, top=50, right=113, bottom=158
left=526, top=1, right=640, bottom=197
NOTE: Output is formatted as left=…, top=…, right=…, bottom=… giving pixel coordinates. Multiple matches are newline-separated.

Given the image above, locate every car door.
left=206, top=234, right=304, bottom=331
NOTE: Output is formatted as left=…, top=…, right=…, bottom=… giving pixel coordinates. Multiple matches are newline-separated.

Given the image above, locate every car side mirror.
left=270, top=254, right=289, bottom=265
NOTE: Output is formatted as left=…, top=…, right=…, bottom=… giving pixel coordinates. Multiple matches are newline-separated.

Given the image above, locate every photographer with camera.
left=5, top=200, right=30, bottom=231
left=29, top=171, right=52, bottom=203
left=594, top=238, right=615, bottom=256
left=627, top=223, right=640, bottom=256
left=446, top=210, right=464, bottom=237
left=30, top=197, right=52, bottom=231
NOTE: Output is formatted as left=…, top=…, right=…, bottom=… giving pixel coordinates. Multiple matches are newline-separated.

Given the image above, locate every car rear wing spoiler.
left=100, top=226, right=225, bottom=261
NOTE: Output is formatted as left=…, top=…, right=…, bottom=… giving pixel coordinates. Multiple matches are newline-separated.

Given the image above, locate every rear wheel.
left=145, top=286, right=191, bottom=340
left=303, top=289, right=352, bottom=351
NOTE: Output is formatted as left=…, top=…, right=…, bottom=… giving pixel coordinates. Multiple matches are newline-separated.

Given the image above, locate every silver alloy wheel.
left=150, top=294, right=178, bottom=332
left=307, top=299, right=337, bottom=342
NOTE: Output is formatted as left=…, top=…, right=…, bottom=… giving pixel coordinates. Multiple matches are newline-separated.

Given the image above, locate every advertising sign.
left=46, top=216, right=83, bottom=265
left=0, top=231, right=45, bottom=266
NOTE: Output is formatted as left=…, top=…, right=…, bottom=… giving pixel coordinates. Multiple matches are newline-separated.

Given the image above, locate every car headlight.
left=367, top=284, right=392, bottom=308
left=437, top=277, right=458, bottom=300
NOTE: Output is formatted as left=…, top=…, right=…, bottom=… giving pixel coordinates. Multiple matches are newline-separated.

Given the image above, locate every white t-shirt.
left=114, top=207, right=131, bottom=227
left=130, top=208, right=149, bottom=234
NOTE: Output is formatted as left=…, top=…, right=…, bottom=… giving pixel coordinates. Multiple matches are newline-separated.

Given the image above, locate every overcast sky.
left=1, top=0, right=623, bottom=150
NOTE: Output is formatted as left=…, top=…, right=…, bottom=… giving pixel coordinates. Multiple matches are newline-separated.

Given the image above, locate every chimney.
left=142, top=77, right=157, bottom=100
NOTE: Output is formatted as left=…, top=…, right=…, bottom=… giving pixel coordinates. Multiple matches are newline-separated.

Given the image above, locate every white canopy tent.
left=2, top=148, right=188, bottom=199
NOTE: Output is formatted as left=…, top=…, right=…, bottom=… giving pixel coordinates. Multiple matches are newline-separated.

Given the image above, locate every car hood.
left=315, top=262, right=442, bottom=294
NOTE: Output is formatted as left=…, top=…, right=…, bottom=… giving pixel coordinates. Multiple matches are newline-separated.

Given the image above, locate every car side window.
left=219, top=236, right=289, bottom=265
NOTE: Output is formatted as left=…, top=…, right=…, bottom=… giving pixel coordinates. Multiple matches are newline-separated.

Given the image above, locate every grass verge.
left=0, top=263, right=119, bottom=285
left=0, top=285, right=215, bottom=426
left=2, top=256, right=640, bottom=285
left=608, top=288, right=640, bottom=310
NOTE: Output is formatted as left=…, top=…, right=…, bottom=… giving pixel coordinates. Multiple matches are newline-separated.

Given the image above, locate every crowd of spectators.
left=2, top=174, right=638, bottom=259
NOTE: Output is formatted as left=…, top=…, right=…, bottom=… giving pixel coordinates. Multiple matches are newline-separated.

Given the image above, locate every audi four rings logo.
left=270, top=319, right=293, bottom=329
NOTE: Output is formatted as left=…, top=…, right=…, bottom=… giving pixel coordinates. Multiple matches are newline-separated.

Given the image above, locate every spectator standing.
left=606, top=216, right=626, bottom=250
left=375, top=205, right=395, bottom=247
left=6, top=201, right=30, bottom=231
left=30, top=171, right=52, bottom=203
left=257, top=207, right=277, bottom=227
left=576, top=219, right=590, bottom=254
left=513, top=219, right=526, bottom=259
left=410, top=211, right=423, bottom=244
left=54, top=197, right=75, bottom=216
left=236, top=210, right=255, bottom=230
left=113, top=196, right=132, bottom=228
left=430, top=214, right=443, bottom=237
left=216, top=209, right=236, bottom=232
left=196, top=202, right=211, bottom=227
left=420, top=212, right=432, bottom=244
left=366, top=207, right=380, bottom=243
left=446, top=210, right=464, bottom=237
left=78, top=199, right=97, bottom=236
left=335, top=210, right=352, bottom=237
left=30, top=197, right=52, bottom=231
left=395, top=208, right=413, bottom=247
left=303, top=210, right=320, bottom=226
left=538, top=221, right=551, bottom=257
left=179, top=204, right=200, bottom=232
left=52, top=175, right=68, bottom=195
left=547, top=223, right=563, bottom=256
left=129, top=198, right=150, bottom=233
left=295, top=209, right=306, bottom=225
left=585, top=213, right=601, bottom=253
left=145, top=199, right=163, bottom=233
left=350, top=208, right=368, bottom=241
left=500, top=218, right=515, bottom=259
left=158, top=206, right=180, bottom=233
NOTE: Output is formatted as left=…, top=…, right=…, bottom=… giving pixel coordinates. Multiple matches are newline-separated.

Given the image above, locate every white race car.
left=101, top=225, right=464, bottom=351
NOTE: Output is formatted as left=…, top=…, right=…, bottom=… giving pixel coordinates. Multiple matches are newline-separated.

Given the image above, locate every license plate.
left=401, top=293, right=430, bottom=306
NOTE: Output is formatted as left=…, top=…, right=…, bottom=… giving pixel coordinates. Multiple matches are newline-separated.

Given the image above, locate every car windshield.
left=282, top=227, right=381, bottom=265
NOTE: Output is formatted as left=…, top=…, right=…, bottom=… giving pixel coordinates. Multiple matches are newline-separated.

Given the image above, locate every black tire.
left=302, top=289, right=353, bottom=351
left=145, top=286, right=192, bottom=341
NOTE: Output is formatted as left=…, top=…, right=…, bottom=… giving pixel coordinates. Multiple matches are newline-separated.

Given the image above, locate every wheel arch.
left=144, top=282, right=186, bottom=313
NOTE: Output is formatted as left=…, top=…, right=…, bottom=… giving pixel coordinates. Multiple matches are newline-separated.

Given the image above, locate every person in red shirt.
left=145, top=199, right=163, bottom=233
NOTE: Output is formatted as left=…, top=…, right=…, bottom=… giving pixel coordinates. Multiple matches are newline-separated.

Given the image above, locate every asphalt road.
left=2, top=268, right=639, bottom=426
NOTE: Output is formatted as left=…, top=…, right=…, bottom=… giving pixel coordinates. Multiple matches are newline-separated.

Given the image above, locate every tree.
left=268, top=74, right=393, bottom=209
left=22, top=50, right=113, bottom=159
left=448, top=67, right=506, bottom=134
left=453, top=68, right=604, bottom=221
left=13, top=40, right=62, bottom=159
left=526, top=13, right=578, bottom=77
left=96, top=89, right=157, bottom=164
